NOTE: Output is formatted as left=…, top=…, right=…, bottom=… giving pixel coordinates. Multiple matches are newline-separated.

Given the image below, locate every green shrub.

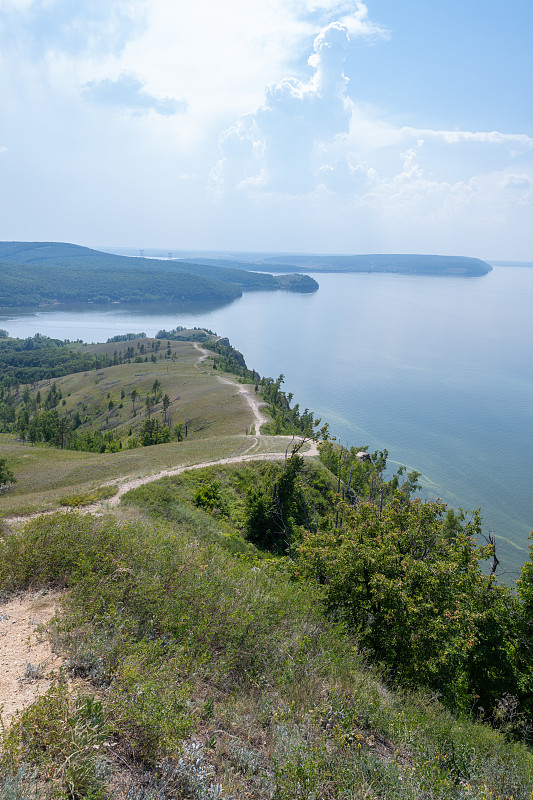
left=58, top=485, right=118, bottom=508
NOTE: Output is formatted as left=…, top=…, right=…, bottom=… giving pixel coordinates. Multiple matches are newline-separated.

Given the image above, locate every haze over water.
left=2, top=265, right=532, bottom=575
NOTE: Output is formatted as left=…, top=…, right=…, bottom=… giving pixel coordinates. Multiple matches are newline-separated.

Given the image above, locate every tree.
left=298, top=495, right=517, bottom=711
left=139, top=418, right=170, bottom=446
left=245, top=454, right=305, bottom=556
left=515, top=533, right=533, bottom=711
left=0, top=458, right=15, bottom=488
left=130, top=389, right=138, bottom=415
left=145, top=395, right=154, bottom=418
left=162, top=394, right=171, bottom=427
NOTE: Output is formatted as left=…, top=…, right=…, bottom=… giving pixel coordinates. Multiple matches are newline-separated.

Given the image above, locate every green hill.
left=142, top=250, right=493, bottom=276
left=260, top=252, right=493, bottom=276
left=0, top=242, right=318, bottom=307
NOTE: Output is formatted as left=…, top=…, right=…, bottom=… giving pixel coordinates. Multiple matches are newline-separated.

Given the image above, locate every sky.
left=0, top=0, right=532, bottom=259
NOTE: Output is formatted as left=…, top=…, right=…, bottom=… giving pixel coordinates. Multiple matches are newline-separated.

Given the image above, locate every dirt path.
left=4, top=344, right=318, bottom=527
left=103, top=448, right=313, bottom=507
left=0, top=430, right=318, bottom=727
left=87, top=345, right=318, bottom=505
left=0, top=591, right=64, bottom=728
left=193, top=341, right=315, bottom=445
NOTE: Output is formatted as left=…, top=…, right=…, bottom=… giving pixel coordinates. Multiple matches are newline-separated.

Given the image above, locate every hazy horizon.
left=0, top=1, right=531, bottom=259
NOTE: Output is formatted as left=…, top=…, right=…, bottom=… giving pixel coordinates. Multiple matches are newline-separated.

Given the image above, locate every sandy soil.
left=0, top=591, right=64, bottom=728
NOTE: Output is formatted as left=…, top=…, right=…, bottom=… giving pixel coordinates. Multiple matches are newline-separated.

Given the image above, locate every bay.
left=1, top=266, right=532, bottom=575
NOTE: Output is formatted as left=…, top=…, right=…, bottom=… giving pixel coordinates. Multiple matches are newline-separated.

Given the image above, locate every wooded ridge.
left=0, top=241, right=318, bottom=307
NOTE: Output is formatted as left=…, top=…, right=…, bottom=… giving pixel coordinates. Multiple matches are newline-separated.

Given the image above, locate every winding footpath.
left=97, top=344, right=318, bottom=509
left=4, top=343, right=318, bottom=524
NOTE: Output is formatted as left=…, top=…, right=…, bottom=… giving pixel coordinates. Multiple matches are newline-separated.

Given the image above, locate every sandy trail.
left=91, top=346, right=317, bottom=507
left=4, top=343, right=318, bottom=522
left=194, top=341, right=316, bottom=447
left=0, top=592, right=64, bottom=728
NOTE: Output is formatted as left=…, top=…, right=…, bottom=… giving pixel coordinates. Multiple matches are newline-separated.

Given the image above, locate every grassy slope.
left=0, top=339, right=532, bottom=799
left=0, top=339, right=266, bottom=514
left=1, top=504, right=531, bottom=799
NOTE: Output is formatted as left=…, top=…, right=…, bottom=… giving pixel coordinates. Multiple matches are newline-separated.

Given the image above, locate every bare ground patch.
left=0, top=591, right=64, bottom=728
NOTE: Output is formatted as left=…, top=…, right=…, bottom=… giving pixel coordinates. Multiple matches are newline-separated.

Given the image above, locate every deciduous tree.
left=0, top=458, right=15, bottom=488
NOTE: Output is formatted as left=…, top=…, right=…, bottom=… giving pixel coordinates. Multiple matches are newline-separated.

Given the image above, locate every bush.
left=298, top=495, right=520, bottom=712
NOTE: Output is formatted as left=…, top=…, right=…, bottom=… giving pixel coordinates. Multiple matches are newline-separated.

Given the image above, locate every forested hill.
left=258, top=253, right=492, bottom=276
left=0, top=242, right=318, bottom=307
left=113, top=251, right=492, bottom=277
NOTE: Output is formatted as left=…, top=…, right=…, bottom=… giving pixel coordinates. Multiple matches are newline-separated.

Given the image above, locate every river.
left=1, top=265, right=532, bottom=575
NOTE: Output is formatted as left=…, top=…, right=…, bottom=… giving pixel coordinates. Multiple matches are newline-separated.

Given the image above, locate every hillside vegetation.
left=0, top=334, right=532, bottom=799
left=161, top=252, right=492, bottom=277
left=0, top=242, right=318, bottom=307
left=259, top=253, right=492, bottom=276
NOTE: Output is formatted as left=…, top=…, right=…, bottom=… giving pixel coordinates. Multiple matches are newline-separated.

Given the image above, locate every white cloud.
left=0, top=0, right=531, bottom=257
left=500, top=174, right=533, bottom=191
left=497, top=174, right=533, bottom=207
left=293, top=0, right=389, bottom=40
left=211, top=22, right=353, bottom=194
left=317, top=158, right=370, bottom=192
left=82, top=73, right=187, bottom=117
left=404, top=127, right=533, bottom=155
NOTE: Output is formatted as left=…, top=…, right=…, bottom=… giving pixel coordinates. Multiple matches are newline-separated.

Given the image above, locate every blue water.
left=1, top=266, right=532, bottom=575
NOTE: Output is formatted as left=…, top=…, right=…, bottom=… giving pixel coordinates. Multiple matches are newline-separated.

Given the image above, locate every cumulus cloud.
left=0, top=0, right=147, bottom=57
left=211, top=22, right=354, bottom=195
left=501, top=174, right=533, bottom=191
left=82, top=74, right=187, bottom=117
left=497, top=174, right=533, bottom=207
left=208, top=2, right=533, bottom=214
left=404, top=127, right=533, bottom=155
left=364, top=144, right=476, bottom=219
left=297, top=0, right=389, bottom=40
left=316, top=158, right=371, bottom=192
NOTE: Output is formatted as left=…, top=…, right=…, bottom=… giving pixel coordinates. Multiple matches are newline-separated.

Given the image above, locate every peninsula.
left=140, top=250, right=493, bottom=277
left=0, top=241, right=318, bottom=308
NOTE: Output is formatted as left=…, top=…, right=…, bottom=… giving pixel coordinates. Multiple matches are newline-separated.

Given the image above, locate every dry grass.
left=0, top=340, right=272, bottom=516
left=0, top=339, right=319, bottom=518
left=0, top=436, right=254, bottom=516
left=39, top=339, right=248, bottom=441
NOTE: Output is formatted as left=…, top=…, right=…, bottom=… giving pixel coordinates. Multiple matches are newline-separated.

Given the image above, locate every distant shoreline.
left=489, top=260, right=533, bottom=268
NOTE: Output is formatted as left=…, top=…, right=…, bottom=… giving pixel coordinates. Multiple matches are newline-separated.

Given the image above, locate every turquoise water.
left=1, top=266, right=532, bottom=574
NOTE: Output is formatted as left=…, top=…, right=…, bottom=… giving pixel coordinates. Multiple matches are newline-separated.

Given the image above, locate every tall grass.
left=1, top=510, right=532, bottom=799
